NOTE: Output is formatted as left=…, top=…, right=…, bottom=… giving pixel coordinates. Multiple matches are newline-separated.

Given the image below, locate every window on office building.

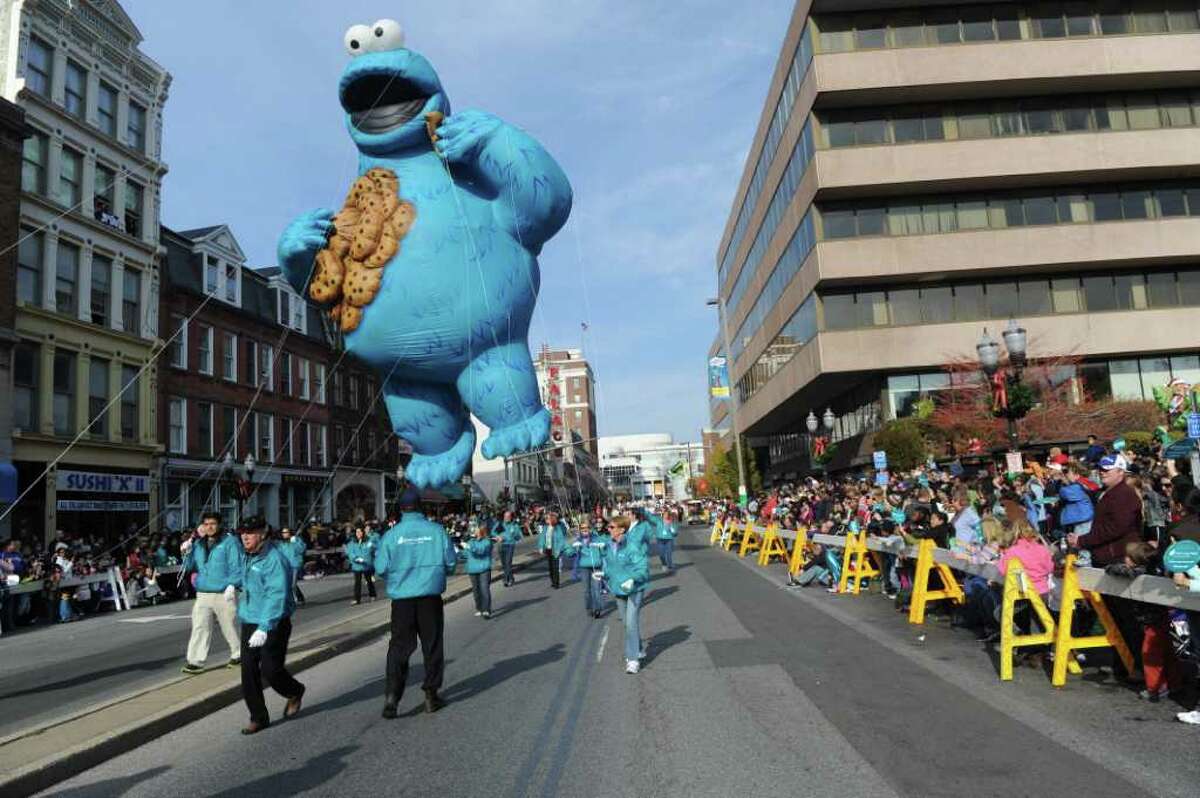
left=56, top=241, right=79, bottom=316
left=64, top=60, right=86, bottom=118
left=127, top=101, right=147, bottom=152
left=122, top=268, right=141, bottom=335
left=90, top=254, right=111, bottom=326
left=25, top=37, right=52, bottom=96
left=97, top=82, right=117, bottom=136
left=14, top=342, right=38, bottom=432
left=168, top=314, right=187, bottom=368
left=197, top=401, right=213, bottom=458
left=198, top=325, right=213, bottom=374
left=124, top=180, right=144, bottom=238
left=58, top=147, right=82, bottom=209
left=21, top=132, right=47, bottom=195
left=169, top=397, right=186, bottom=453
left=221, top=406, right=237, bottom=457
left=17, top=228, right=42, bottom=305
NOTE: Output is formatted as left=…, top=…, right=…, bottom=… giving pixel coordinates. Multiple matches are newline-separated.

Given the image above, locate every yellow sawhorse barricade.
left=908, top=539, right=965, bottom=625
left=738, top=522, right=765, bottom=558
left=1050, top=554, right=1135, bottom=688
left=723, top=520, right=750, bottom=552
left=786, top=528, right=809, bottom=577
left=998, top=558, right=1081, bottom=681
left=756, top=524, right=792, bottom=566
left=837, top=532, right=881, bottom=595
left=710, top=518, right=726, bottom=546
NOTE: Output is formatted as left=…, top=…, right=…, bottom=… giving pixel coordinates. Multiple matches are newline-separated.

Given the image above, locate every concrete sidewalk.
left=0, top=550, right=548, bottom=797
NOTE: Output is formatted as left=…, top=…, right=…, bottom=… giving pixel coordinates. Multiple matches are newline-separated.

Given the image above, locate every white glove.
left=180, top=538, right=193, bottom=554
left=620, top=579, right=634, bottom=592
left=572, top=541, right=583, bottom=549
left=223, top=585, right=236, bottom=602
left=355, top=558, right=365, bottom=564
left=592, top=571, right=605, bottom=582
left=248, top=629, right=267, bottom=648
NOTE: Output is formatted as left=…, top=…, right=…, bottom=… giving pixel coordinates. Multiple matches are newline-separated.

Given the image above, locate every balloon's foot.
left=481, top=409, right=551, bottom=459
left=407, top=426, right=476, bottom=489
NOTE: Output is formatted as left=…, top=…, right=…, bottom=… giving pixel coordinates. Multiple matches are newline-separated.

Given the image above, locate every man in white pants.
left=181, top=512, right=245, bottom=674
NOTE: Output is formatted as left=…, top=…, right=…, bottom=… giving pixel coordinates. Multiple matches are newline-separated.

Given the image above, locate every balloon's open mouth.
left=342, top=73, right=429, bottom=134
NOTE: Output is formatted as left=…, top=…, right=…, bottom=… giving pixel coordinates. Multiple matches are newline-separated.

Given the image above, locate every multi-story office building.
left=712, top=1, right=1200, bottom=479
left=2, top=0, right=169, bottom=544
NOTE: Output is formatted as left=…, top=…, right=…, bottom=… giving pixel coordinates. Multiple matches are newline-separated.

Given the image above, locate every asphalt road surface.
left=0, top=573, right=377, bottom=740
left=42, top=527, right=1200, bottom=798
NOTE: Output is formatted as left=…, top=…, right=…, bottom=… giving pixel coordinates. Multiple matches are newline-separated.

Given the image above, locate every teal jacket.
left=344, top=539, right=375, bottom=573
left=459, top=538, right=494, bottom=575
left=627, top=519, right=655, bottom=555
left=500, top=521, right=524, bottom=546
left=283, top=536, right=306, bottom=572
left=574, top=530, right=610, bottom=569
left=601, top=536, right=650, bottom=597
left=538, top=522, right=569, bottom=556
left=374, top=514, right=457, bottom=599
left=182, top=533, right=245, bottom=594
left=655, top=518, right=678, bottom=541
left=238, top=540, right=295, bottom=631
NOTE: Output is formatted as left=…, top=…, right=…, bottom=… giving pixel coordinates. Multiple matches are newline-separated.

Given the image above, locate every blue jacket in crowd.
left=601, top=535, right=650, bottom=598
left=539, top=521, right=570, bottom=556
left=183, top=532, right=245, bottom=594
left=238, top=540, right=295, bottom=631
left=1058, top=482, right=1095, bottom=526
left=374, top=513, right=457, bottom=600
left=282, top=535, right=306, bottom=573
left=655, top=517, right=678, bottom=541
left=574, top=530, right=610, bottom=569
left=459, top=537, right=494, bottom=574
left=627, top=517, right=656, bottom=554
left=500, top=521, right=524, bottom=546
left=344, top=538, right=375, bottom=573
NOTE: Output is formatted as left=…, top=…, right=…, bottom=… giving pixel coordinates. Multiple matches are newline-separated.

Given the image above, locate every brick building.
left=158, top=227, right=398, bottom=532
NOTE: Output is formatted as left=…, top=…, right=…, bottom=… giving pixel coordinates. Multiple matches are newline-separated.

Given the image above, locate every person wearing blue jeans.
left=573, top=522, right=610, bottom=618
left=601, top=515, right=650, bottom=673
left=655, top=512, right=678, bottom=573
left=497, top=511, right=523, bottom=587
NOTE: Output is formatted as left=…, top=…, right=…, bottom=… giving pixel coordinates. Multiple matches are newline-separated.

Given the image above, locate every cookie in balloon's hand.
left=309, top=166, right=416, bottom=332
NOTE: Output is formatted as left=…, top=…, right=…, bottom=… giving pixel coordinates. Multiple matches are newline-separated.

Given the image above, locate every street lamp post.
left=706, top=297, right=749, bottom=507
left=977, top=319, right=1028, bottom=453
left=461, top=472, right=473, bottom=519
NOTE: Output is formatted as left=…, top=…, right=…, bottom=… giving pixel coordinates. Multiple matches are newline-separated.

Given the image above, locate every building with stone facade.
left=712, top=1, right=1200, bottom=480
left=0, top=97, right=31, bottom=540
left=1, top=0, right=168, bottom=545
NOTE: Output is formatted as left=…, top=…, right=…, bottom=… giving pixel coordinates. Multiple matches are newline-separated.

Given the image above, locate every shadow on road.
left=46, top=765, right=172, bottom=798
left=643, top=625, right=692, bottom=666
left=207, top=745, right=358, bottom=798
left=489, top=596, right=548, bottom=619
left=643, top=586, right=679, bottom=606
left=442, top=643, right=566, bottom=704
left=0, top=656, right=181, bottom=701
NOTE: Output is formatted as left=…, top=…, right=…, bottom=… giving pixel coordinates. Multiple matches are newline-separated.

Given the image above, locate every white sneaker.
left=474, top=611, right=482, bottom=617
left=1177, top=710, right=1200, bottom=725
left=625, top=659, right=640, bottom=674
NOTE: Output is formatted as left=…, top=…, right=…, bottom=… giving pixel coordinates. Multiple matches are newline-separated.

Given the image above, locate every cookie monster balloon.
left=278, top=19, right=572, bottom=489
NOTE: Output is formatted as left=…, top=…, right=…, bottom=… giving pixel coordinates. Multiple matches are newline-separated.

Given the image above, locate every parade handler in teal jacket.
left=180, top=511, right=245, bottom=674
left=655, top=510, right=679, bottom=573
left=237, top=516, right=305, bottom=735
left=498, top=510, right=524, bottom=587
left=374, top=490, right=457, bottom=718
left=574, top=520, right=610, bottom=619
left=601, top=515, right=651, bottom=674
left=539, top=509, right=570, bottom=589
left=459, top=524, right=495, bottom=618
left=345, top=526, right=378, bottom=605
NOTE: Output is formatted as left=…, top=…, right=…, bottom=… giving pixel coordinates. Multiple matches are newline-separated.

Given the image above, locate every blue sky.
left=124, top=0, right=794, bottom=444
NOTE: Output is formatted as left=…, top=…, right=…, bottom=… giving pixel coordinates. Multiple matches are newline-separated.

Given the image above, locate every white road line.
left=117, top=614, right=190, bottom=623
left=596, top=625, right=609, bottom=663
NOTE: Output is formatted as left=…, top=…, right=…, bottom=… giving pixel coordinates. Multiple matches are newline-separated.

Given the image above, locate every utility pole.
left=707, top=297, right=748, bottom=507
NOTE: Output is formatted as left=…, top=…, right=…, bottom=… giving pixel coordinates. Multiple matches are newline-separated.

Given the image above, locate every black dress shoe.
left=241, top=720, right=270, bottom=735
left=382, top=703, right=398, bottom=719
left=424, top=690, right=446, bottom=714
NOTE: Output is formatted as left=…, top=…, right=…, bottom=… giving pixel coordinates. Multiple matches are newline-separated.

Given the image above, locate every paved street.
left=40, top=526, right=1200, bottom=798
left=0, top=573, right=380, bottom=740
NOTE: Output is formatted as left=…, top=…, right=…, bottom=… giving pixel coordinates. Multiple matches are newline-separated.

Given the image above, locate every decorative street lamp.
left=822, top=407, right=836, bottom=432
left=805, top=411, right=818, bottom=434
left=977, top=320, right=1030, bottom=453
left=461, top=472, right=473, bottom=518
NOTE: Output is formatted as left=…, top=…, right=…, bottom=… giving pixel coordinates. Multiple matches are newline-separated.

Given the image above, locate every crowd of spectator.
left=706, top=434, right=1200, bottom=724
